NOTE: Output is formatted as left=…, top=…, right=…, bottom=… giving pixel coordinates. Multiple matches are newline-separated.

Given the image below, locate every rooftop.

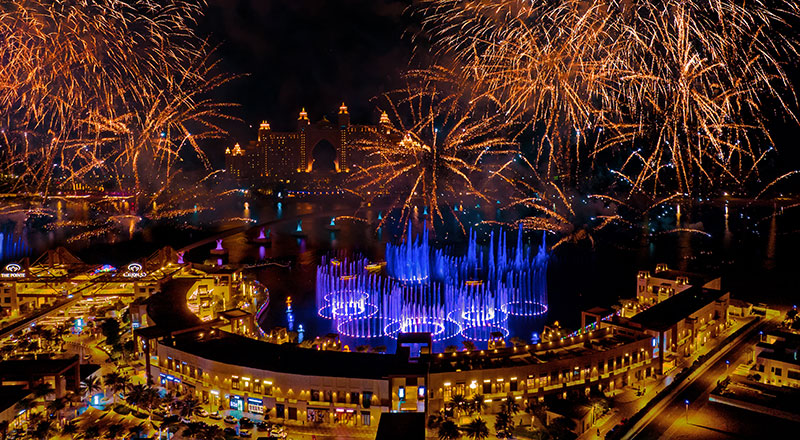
left=164, top=331, right=424, bottom=379
left=629, top=286, right=727, bottom=331
left=650, top=269, right=718, bottom=288
left=429, top=329, right=648, bottom=373
left=0, top=385, right=31, bottom=413
left=0, top=355, right=79, bottom=379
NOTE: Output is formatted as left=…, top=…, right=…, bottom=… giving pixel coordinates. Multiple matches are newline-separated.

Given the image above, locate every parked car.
left=256, top=421, right=270, bottom=431
left=224, top=415, right=238, bottom=424
left=239, top=417, right=254, bottom=428
left=195, top=409, right=209, bottom=417
left=239, top=429, right=252, bottom=438
left=223, top=427, right=237, bottom=437
left=209, top=411, right=222, bottom=420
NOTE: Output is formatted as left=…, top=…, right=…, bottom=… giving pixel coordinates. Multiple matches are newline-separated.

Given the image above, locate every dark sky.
left=200, top=0, right=416, bottom=144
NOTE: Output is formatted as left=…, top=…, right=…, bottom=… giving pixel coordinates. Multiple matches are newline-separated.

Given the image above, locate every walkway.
left=576, top=316, right=755, bottom=440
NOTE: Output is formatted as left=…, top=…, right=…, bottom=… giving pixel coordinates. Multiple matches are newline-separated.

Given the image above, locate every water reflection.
left=765, top=211, right=777, bottom=270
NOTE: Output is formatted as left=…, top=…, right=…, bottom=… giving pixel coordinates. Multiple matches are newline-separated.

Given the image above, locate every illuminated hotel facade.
left=225, top=104, right=393, bottom=181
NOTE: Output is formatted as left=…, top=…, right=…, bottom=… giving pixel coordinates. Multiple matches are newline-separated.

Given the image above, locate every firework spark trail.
left=416, top=0, right=799, bottom=198
left=0, top=0, right=234, bottom=214
left=347, top=76, right=518, bottom=231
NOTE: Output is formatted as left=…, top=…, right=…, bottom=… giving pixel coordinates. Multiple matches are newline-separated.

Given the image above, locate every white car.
left=195, top=409, right=209, bottom=417
left=224, top=415, right=238, bottom=424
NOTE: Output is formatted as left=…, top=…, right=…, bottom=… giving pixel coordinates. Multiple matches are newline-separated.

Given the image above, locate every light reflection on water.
left=1, top=197, right=798, bottom=350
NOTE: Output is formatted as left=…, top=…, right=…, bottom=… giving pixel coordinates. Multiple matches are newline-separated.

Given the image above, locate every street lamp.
left=684, top=400, right=690, bottom=423
left=725, top=360, right=730, bottom=374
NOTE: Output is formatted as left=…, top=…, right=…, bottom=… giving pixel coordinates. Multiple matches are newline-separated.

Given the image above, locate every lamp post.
left=725, top=360, right=730, bottom=375
left=684, top=399, right=689, bottom=423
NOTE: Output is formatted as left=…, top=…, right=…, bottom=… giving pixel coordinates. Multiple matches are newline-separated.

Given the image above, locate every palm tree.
left=427, top=413, right=446, bottom=430
left=79, top=425, right=101, bottom=440
left=0, top=420, right=9, bottom=440
left=61, top=421, right=79, bottom=438
left=31, top=382, right=54, bottom=401
left=182, top=421, right=206, bottom=440
left=15, top=396, right=36, bottom=421
left=106, top=423, right=126, bottom=439
left=81, top=376, right=103, bottom=400
left=447, top=394, right=468, bottom=418
left=45, top=397, right=68, bottom=425
left=160, top=416, right=181, bottom=439
left=176, top=396, right=201, bottom=419
left=63, top=390, right=82, bottom=417
left=103, top=372, right=129, bottom=404
left=463, top=417, right=490, bottom=440
left=438, top=420, right=461, bottom=440
left=30, top=420, right=57, bottom=440
left=199, top=424, right=226, bottom=440
left=126, top=384, right=161, bottom=420
left=469, top=394, right=486, bottom=415
left=525, top=400, right=548, bottom=427
left=500, top=400, right=520, bottom=416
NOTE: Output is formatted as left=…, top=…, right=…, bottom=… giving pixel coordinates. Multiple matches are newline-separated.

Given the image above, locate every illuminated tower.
left=298, top=108, right=310, bottom=171
left=258, top=121, right=271, bottom=177
left=258, top=120, right=271, bottom=142
left=339, top=103, right=349, bottom=172
left=338, top=103, right=350, bottom=128
left=379, top=111, right=392, bottom=134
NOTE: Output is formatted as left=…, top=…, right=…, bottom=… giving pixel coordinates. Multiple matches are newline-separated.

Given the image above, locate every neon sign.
left=1, top=263, right=24, bottom=278
left=122, top=263, right=147, bottom=278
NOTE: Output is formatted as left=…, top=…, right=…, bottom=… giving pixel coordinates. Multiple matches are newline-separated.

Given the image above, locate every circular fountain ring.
left=337, top=316, right=396, bottom=339
left=318, top=303, right=377, bottom=320
left=383, top=318, right=462, bottom=341
left=501, top=301, right=548, bottom=317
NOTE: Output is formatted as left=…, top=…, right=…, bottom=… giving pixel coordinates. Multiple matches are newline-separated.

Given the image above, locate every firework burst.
left=347, top=76, right=518, bottom=230
left=415, top=0, right=799, bottom=198
left=0, top=0, right=234, bottom=213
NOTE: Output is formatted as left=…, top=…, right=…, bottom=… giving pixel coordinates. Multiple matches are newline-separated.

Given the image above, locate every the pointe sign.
left=122, top=263, right=147, bottom=278
left=1, top=263, right=25, bottom=278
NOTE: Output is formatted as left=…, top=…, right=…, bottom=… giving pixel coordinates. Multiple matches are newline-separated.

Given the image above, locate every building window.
left=398, top=386, right=405, bottom=400
left=787, top=370, right=800, bottom=380
left=350, top=392, right=360, bottom=405
left=483, top=382, right=491, bottom=394
left=775, top=368, right=783, bottom=377
left=288, top=407, right=298, bottom=420
left=231, top=376, right=240, bottom=390
left=275, top=403, right=285, bottom=419
left=361, top=411, right=371, bottom=426
left=362, top=392, right=372, bottom=409
left=510, top=380, right=518, bottom=392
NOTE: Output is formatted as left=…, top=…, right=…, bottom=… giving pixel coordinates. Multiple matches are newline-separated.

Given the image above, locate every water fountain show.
left=316, top=221, right=549, bottom=344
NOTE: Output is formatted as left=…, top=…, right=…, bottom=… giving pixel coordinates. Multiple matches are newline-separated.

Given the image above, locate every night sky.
left=200, top=0, right=417, bottom=144
left=198, top=0, right=800, bottom=176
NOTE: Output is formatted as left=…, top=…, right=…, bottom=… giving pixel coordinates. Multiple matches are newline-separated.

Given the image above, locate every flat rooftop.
left=651, top=269, right=718, bottom=287
left=429, top=329, right=648, bottom=373
left=164, top=331, right=424, bottom=380
left=630, top=286, right=727, bottom=331
left=0, top=355, right=79, bottom=378
left=0, top=385, right=31, bottom=413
